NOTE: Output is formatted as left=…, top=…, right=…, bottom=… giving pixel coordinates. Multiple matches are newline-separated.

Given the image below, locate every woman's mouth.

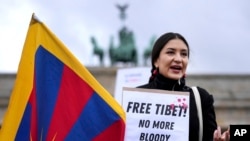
left=170, top=66, right=182, bottom=73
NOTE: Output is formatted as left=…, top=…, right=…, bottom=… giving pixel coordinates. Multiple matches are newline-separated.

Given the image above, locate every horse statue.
left=109, top=27, right=138, bottom=66
left=143, top=35, right=156, bottom=66
left=90, top=36, right=104, bottom=66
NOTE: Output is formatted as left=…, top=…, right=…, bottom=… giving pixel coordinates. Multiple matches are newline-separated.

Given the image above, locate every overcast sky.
left=0, top=0, right=250, bottom=74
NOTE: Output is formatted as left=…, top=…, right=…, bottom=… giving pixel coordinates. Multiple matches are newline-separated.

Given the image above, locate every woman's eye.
left=166, top=51, right=174, bottom=55
left=181, top=52, right=188, bottom=56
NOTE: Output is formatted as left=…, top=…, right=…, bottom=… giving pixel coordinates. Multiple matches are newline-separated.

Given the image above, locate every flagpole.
left=30, top=13, right=41, bottom=25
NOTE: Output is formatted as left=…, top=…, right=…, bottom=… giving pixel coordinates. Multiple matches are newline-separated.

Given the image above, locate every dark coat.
left=137, top=74, right=217, bottom=141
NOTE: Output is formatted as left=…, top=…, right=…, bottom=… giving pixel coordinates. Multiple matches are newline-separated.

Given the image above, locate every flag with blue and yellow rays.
left=0, top=13, right=125, bottom=141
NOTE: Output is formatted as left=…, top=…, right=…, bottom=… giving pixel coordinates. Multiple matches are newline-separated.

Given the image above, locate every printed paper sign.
left=122, top=87, right=190, bottom=141
left=114, top=67, right=151, bottom=105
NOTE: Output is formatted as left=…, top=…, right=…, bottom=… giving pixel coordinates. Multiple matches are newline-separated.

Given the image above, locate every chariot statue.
left=90, top=36, right=104, bottom=66
left=91, top=3, right=160, bottom=66
left=109, top=4, right=138, bottom=66
left=109, top=26, right=138, bottom=66
left=143, top=35, right=157, bottom=66
left=108, top=4, right=138, bottom=66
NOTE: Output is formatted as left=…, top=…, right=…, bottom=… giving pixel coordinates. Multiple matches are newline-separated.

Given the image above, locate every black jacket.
left=137, top=74, right=217, bottom=141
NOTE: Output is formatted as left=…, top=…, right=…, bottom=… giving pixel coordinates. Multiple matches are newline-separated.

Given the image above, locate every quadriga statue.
left=143, top=35, right=157, bottom=66
left=109, top=26, right=138, bottom=66
left=90, top=36, right=104, bottom=66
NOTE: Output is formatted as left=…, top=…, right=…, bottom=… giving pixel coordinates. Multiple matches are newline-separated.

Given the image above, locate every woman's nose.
left=173, top=54, right=182, bottom=62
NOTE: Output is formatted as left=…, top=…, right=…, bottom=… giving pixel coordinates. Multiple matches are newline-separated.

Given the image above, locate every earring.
left=153, top=68, right=158, bottom=75
left=153, top=69, right=157, bottom=75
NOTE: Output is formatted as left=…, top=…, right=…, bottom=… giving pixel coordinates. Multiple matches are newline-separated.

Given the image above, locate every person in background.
left=137, top=32, right=230, bottom=141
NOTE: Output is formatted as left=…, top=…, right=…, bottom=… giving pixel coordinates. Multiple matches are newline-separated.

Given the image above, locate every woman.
left=137, top=32, right=229, bottom=141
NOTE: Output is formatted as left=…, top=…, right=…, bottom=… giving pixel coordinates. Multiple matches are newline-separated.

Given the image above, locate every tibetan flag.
left=0, top=14, right=125, bottom=141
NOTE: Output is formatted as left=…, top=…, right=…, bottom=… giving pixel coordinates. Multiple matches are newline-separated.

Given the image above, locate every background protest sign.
left=114, top=67, right=151, bottom=105
left=122, top=87, right=190, bottom=141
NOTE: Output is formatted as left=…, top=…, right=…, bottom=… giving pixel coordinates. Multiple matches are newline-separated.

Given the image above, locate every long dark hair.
left=149, top=32, right=189, bottom=82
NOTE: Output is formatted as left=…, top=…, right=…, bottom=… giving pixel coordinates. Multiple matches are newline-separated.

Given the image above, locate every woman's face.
left=154, top=39, right=189, bottom=80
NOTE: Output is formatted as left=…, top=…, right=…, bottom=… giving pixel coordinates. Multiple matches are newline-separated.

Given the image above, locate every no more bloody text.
left=139, top=120, right=174, bottom=130
left=140, top=133, right=170, bottom=141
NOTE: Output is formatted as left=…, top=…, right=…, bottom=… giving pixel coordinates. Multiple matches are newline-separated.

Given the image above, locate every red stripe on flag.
left=29, top=78, right=38, bottom=140
left=46, top=65, right=94, bottom=140
left=92, top=119, right=125, bottom=141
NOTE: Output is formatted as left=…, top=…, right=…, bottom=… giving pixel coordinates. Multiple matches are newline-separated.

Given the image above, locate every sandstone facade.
left=1, top=67, right=250, bottom=130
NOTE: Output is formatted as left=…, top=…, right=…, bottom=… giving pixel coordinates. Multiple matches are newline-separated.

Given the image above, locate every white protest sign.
left=114, top=67, right=151, bottom=105
left=122, top=87, right=190, bottom=141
